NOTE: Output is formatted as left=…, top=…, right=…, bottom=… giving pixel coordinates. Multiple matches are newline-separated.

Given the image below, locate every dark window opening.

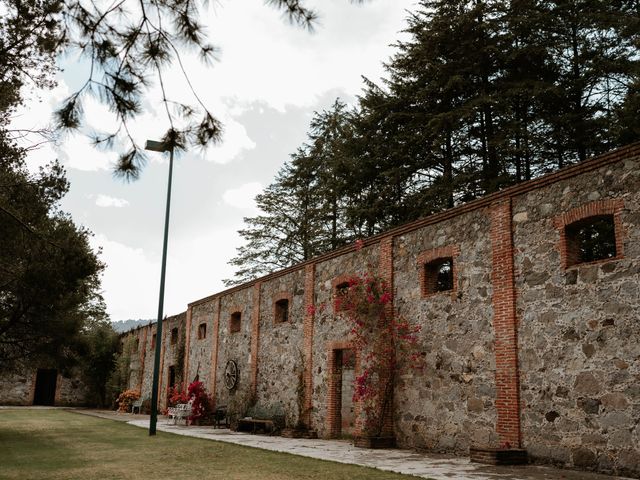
left=198, top=323, right=207, bottom=340
left=230, top=312, right=241, bottom=333
left=151, top=333, right=157, bottom=350
left=275, top=298, right=289, bottom=323
left=334, top=281, right=349, bottom=311
left=565, top=215, right=616, bottom=266
left=424, top=257, right=454, bottom=294
left=170, top=327, right=178, bottom=345
left=168, top=366, right=176, bottom=389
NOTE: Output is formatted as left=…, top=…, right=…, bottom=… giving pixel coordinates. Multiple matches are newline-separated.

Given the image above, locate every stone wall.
left=120, top=313, right=185, bottom=409
left=108, top=143, right=640, bottom=477
left=255, top=269, right=306, bottom=427
left=393, top=208, right=499, bottom=453
left=513, top=158, right=640, bottom=476
left=212, top=287, right=255, bottom=417
left=0, top=366, right=89, bottom=406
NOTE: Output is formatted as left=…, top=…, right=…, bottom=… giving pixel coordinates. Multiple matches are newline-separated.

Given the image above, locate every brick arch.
left=272, top=291, right=292, bottom=325
left=553, top=198, right=625, bottom=269
left=417, top=244, right=461, bottom=298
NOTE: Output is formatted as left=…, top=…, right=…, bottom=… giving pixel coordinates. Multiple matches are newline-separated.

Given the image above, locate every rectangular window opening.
left=230, top=312, right=241, bottom=333
left=565, top=215, right=616, bottom=266
left=275, top=298, right=289, bottom=323
left=424, top=257, right=454, bottom=295
left=334, top=281, right=349, bottom=312
left=197, top=323, right=207, bottom=340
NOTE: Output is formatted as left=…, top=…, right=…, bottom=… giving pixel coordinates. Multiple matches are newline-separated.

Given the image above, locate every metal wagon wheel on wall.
left=224, top=360, right=238, bottom=390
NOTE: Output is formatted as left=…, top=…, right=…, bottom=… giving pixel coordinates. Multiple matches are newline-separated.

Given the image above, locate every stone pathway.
left=74, top=410, right=632, bottom=480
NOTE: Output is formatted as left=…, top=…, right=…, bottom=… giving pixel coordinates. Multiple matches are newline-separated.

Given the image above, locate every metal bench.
left=167, top=401, right=192, bottom=425
left=131, top=399, right=143, bottom=414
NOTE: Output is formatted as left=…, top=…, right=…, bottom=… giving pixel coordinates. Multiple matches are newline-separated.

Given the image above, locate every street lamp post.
left=145, top=139, right=174, bottom=436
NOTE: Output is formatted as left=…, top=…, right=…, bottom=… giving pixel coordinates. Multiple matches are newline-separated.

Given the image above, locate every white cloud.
left=91, top=234, right=160, bottom=320
left=93, top=227, right=242, bottom=321
left=206, top=116, right=256, bottom=164
left=93, top=194, right=130, bottom=208
left=17, top=1, right=418, bottom=321
left=222, top=181, right=263, bottom=210
left=57, top=133, right=116, bottom=171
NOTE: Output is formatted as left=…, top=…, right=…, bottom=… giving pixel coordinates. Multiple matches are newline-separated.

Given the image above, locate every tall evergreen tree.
left=224, top=101, right=355, bottom=286
left=225, top=0, right=640, bottom=285
left=540, top=0, right=640, bottom=165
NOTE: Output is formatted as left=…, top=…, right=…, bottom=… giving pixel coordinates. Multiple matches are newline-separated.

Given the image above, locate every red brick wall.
left=250, top=282, right=262, bottom=397
left=182, top=306, right=192, bottom=390
left=490, top=199, right=521, bottom=448
left=209, top=297, right=221, bottom=408
left=302, top=263, right=315, bottom=428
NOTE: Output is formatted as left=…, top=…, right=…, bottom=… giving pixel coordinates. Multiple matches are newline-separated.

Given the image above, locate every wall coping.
left=185, top=142, right=640, bottom=308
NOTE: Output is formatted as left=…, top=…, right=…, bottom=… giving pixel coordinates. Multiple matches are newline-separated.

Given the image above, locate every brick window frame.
left=229, top=311, right=242, bottom=334
left=553, top=199, right=625, bottom=269
left=331, top=274, right=352, bottom=313
left=273, top=292, right=292, bottom=325
left=417, top=245, right=461, bottom=298
left=170, top=327, right=178, bottom=345
left=151, top=333, right=157, bottom=349
left=197, top=323, right=207, bottom=340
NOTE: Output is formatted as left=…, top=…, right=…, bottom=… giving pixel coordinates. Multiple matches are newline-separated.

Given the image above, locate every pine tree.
left=540, top=0, right=640, bottom=165
left=225, top=0, right=640, bottom=285
left=225, top=100, right=355, bottom=285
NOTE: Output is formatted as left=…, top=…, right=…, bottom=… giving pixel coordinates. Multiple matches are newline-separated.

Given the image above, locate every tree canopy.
left=0, top=135, right=108, bottom=373
left=226, top=0, right=640, bottom=286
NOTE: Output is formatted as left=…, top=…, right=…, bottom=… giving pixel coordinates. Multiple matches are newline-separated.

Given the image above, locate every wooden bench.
left=237, top=418, right=275, bottom=434
left=167, top=402, right=192, bottom=425
left=131, top=399, right=143, bottom=414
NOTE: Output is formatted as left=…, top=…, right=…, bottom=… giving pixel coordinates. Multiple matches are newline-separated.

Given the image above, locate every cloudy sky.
left=14, top=0, right=417, bottom=321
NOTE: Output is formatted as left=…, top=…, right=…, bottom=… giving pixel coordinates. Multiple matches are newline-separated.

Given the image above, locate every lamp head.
left=145, top=139, right=169, bottom=152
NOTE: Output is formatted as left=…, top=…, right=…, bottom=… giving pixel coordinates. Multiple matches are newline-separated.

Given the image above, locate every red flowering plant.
left=163, top=386, right=190, bottom=415
left=187, top=380, right=212, bottom=423
left=336, top=250, right=422, bottom=438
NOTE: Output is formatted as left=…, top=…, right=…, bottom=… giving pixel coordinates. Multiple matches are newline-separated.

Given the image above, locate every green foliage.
left=106, top=336, right=137, bottom=408
left=0, top=0, right=61, bottom=117
left=173, top=325, right=186, bottom=386
left=224, top=100, right=356, bottom=285
left=0, top=134, right=106, bottom=374
left=78, top=318, right=119, bottom=408
left=227, top=0, right=640, bottom=285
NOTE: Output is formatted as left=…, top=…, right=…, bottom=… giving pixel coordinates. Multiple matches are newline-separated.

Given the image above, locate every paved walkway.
left=74, top=410, right=632, bottom=480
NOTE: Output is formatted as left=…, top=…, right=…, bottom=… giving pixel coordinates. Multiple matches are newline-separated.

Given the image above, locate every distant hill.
left=111, top=319, right=154, bottom=333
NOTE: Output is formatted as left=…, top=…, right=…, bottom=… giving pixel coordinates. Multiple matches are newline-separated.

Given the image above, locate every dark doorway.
left=33, top=369, right=57, bottom=406
left=168, top=366, right=176, bottom=389
left=328, top=349, right=355, bottom=437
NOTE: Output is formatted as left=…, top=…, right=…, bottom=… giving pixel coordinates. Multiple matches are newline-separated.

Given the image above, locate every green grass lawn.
left=0, top=409, right=419, bottom=480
